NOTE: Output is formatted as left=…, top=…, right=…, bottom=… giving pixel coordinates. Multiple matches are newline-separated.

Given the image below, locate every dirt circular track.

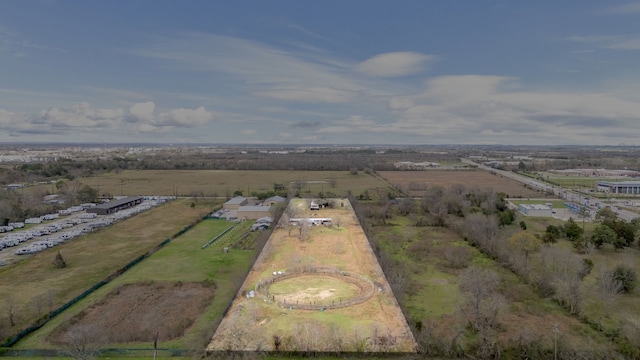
left=255, top=267, right=376, bottom=310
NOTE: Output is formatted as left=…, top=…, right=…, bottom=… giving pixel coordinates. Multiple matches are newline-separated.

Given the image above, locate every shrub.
left=53, top=251, right=67, bottom=268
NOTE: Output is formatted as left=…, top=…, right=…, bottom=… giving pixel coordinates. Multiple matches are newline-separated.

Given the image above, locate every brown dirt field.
left=48, top=282, right=215, bottom=344
left=379, top=170, right=541, bottom=198
left=208, top=199, right=417, bottom=352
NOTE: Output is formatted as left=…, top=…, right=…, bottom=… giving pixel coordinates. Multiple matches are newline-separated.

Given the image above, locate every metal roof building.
left=86, top=196, right=144, bottom=215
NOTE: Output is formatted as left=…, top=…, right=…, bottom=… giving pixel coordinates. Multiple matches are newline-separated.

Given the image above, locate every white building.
left=518, top=204, right=552, bottom=217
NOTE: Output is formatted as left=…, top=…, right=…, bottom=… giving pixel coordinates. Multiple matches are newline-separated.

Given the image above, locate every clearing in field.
left=207, top=198, right=416, bottom=353
left=378, top=169, right=541, bottom=198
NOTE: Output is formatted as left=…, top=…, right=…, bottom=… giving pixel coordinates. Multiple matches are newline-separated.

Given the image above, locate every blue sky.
left=1, top=1, right=640, bottom=145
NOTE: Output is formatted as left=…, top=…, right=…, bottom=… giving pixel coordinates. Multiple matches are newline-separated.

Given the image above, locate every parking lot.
left=0, top=197, right=173, bottom=266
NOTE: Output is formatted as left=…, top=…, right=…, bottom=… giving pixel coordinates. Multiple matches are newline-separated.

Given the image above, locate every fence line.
left=253, top=266, right=377, bottom=310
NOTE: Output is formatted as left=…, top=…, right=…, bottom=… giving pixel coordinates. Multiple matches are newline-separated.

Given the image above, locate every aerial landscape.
left=2, top=1, right=640, bottom=359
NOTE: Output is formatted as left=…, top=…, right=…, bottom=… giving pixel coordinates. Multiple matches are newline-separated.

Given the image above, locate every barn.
left=223, top=196, right=248, bottom=210
left=86, top=196, right=144, bottom=215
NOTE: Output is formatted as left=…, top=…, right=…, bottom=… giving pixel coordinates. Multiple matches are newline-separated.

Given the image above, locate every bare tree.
left=5, top=294, right=15, bottom=327
left=299, top=220, right=310, bottom=241
left=598, top=268, right=623, bottom=316
left=31, top=294, right=45, bottom=318
left=459, top=266, right=504, bottom=331
left=64, top=324, right=106, bottom=360
left=507, top=231, right=542, bottom=273
left=47, top=289, right=57, bottom=313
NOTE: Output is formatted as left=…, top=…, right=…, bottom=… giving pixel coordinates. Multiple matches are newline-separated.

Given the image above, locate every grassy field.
left=0, top=198, right=220, bottom=343
left=366, top=206, right=617, bottom=355
left=378, top=169, right=541, bottom=198
left=23, top=170, right=391, bottom=199
left=14, top=218, right=258, bottom=350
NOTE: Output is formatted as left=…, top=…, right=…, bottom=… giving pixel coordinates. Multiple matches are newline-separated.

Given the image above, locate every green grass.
left=12, top=218, right=258, bottom=350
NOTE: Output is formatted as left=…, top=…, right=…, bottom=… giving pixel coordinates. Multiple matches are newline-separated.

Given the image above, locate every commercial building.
left=597, top=181, right=640, bottom=195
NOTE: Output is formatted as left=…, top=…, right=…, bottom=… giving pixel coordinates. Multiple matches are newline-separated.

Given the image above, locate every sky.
left=1, top=1, right=640, bottom=145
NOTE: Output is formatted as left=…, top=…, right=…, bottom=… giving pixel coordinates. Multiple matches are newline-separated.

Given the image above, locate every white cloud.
left=129, top=101, right=155, bottom=122
left=0, top=102, right=214, bottom=139
left=355, top=52, right=434, bottom=77
left=155, top=106, right=213, bottom=127
left=375, top=75, right=640, bottom=144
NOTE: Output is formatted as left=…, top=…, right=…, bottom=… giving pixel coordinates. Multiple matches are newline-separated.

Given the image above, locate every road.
left=462, top=159, right=639, bottom=222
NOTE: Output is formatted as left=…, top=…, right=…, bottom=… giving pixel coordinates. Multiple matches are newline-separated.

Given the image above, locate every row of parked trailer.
left=1, top=197, right=172, bottom=256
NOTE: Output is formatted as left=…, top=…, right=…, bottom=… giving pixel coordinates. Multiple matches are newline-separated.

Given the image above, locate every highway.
left=462, top=159, right=639, bottom=222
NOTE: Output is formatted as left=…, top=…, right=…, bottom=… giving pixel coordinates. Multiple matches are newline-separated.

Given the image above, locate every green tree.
left=519, top=220, right=527, bottom=230
left=564, top=218, right=584, bottom=242
left=611, top=220, right=636, bottom=247
left=591, top=224, right=617, bottom=249
left=613, top=265, right=637, bottom=293
left=497, top=209, right=515, bottom=227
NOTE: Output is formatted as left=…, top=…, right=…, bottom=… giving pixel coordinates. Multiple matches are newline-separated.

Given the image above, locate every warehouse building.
left=87, top=196, right=144, bottom=215
left=518, top=204, right=552, bottom=217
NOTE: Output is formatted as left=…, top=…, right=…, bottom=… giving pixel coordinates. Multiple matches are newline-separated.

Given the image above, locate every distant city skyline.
left=1, top=1, right=640, bottom=145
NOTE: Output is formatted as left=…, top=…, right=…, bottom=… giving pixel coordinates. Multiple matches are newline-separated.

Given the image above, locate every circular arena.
left=253, top=266, right=377, bottom=310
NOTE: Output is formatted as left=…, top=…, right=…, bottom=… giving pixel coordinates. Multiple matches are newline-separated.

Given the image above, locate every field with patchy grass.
left=0, top=199, right=219, bottom=343
left=208, top=199, right=416, bottom=353
left=12, top=218, right=261, bottom=351
left=36, top=170, right=391, bottom=199
left=378, top=170, right=541, bottom=198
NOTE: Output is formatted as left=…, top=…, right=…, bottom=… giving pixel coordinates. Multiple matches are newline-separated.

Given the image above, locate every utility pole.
left=553, top=323, right=559, bottom=360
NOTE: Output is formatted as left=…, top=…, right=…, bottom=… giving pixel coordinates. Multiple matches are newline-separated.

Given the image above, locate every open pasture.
left=60, top=170, right=389, bottom=198
left=378, top=170, right=541, bottom=198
